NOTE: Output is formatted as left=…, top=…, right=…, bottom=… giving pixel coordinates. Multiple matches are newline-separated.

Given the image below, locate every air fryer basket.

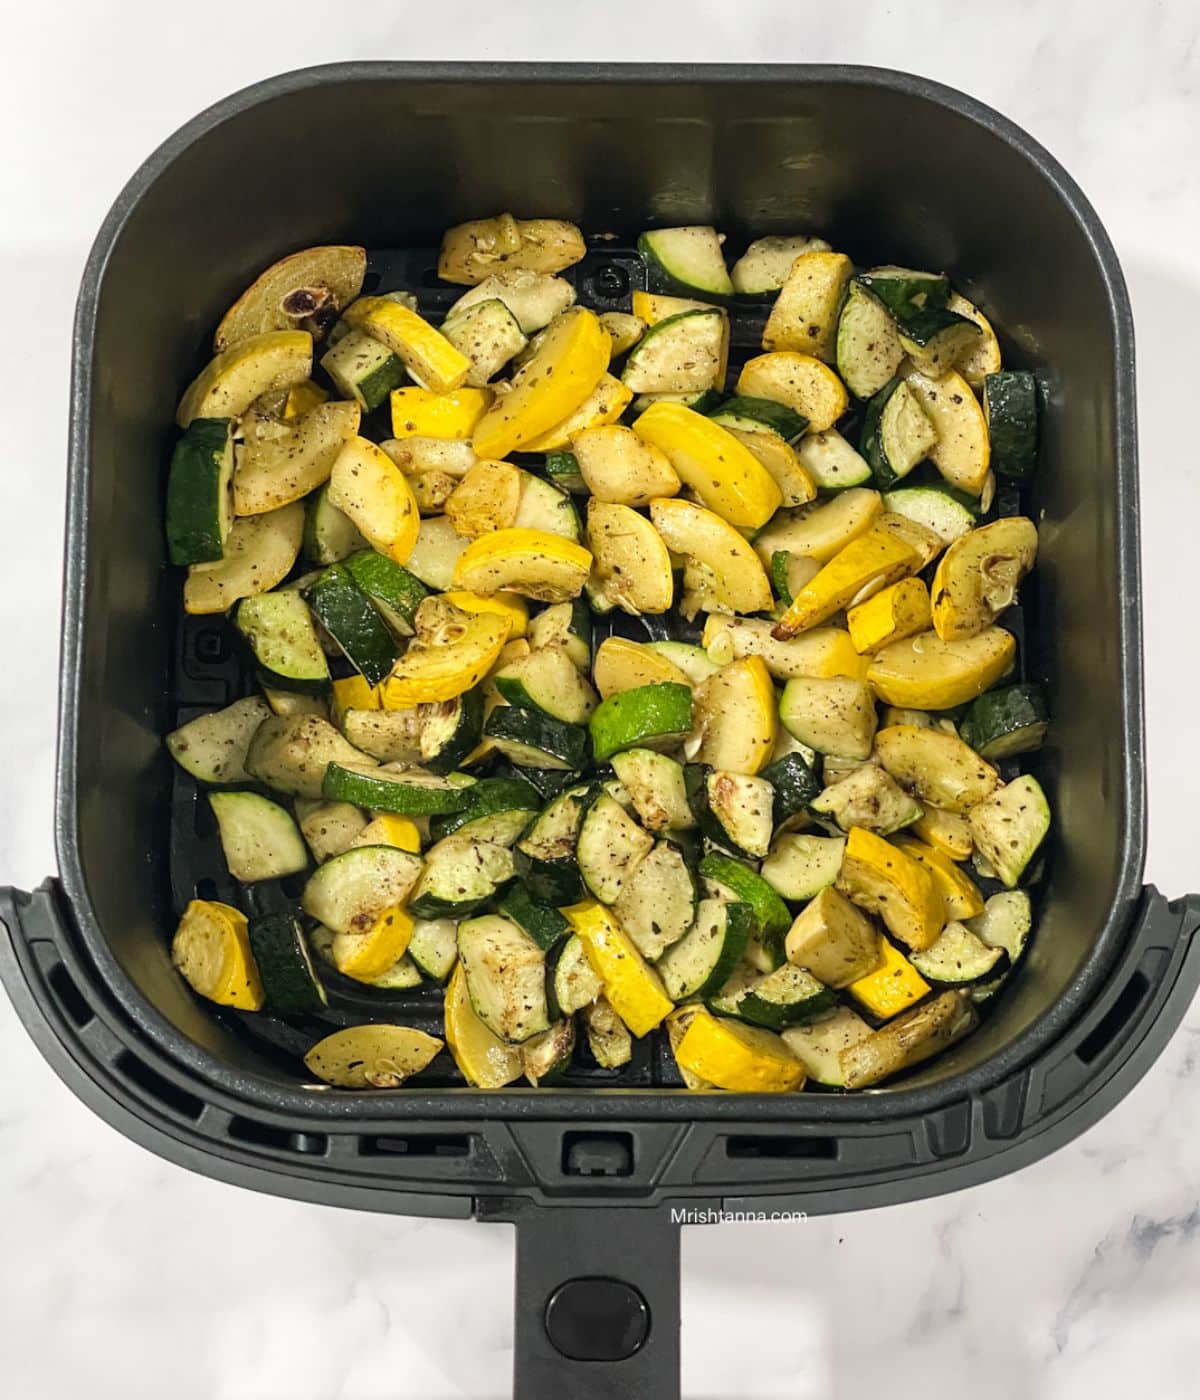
left=3, top=64, right=1199, bottom=1398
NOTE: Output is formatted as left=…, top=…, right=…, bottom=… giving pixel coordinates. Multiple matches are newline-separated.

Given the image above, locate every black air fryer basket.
left=3, top=63, right=1199, bottom=1399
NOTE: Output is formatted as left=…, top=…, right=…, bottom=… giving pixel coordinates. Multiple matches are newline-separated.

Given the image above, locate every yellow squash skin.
left=847, top=937, right=933, bottom=1019
left=773, top=527, right=922, bottom=638
left=592, top=636, right=691, bottom=698
left=562, top=902, right=674, bottom=1037
left=893, top=837, right=986, bottom=920
left=837, top=826, right=945, bottom=952
left=171, top=900, right=264, bottom=1010
left=452, top=528, right=594, bottom=602
left=675, top=1009, right=806, bottom=1092
left=334, top=906, right=415, bottom=981
left=523, top=374, right=633, bottom=452
left=649, top=497, right=773, bottom=617
left=177, top=330, right=313, bottom=427
left=632, top=402, right=782, bottom=530
left=736, top=351, right=850, bottom=433
left=389, top=386, right=493, bottom=440
left=930, top=517, right=1039, bottom=641
left=381, top=611, right=509, bottom=705
left=847, top=577, right=932, bottom=654
left=343, top=297, right=472, bottom=394
left=866, top=628, right=1016, bottom=709
left=439, top=590, right=529, bottom=639
left=327, top=435, right=421, bottom=565
left=443, top=963, right=524, bottom=1087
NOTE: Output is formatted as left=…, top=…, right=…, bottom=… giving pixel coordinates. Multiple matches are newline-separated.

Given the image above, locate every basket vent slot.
left=227, top=1116, right=327, bottom=1154
left=724, top=1134, right=837, bottom=1161
left=48, top=962, right=94, bottom=1029
left=115, top=1051, right=205, bottom=1121
left=1077, top=969, right=1152, bottom=1065
left=361, top=1133, right=474, bottom=1158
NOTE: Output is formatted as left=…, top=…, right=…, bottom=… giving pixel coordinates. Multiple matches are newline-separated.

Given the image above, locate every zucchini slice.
left=320, top=328, right=408, bottom=410
left=897, top=308, right=981, bottom=376
left=611, top=841, right=697, bottom=960
left=208, top=791, right=308, bottom=882
left=581, top=998, right=633, bottom=1070
left=296, top=799, right=369, bottom=863
left=184, top=501, right=305, bottom=615
left=984, top=371, right=1039, bottom=480
left=752, top=487, right=881, bottom=566
left=447, top=269, right=576, bottom=335
left=779, top=677, right=878, bottom=761
left=342, top=549, right=429, bottom=637
left=528, top=598, right=592, bottom=671
left=166, top=696, right=272, bottom=786
left=484, top=705, right=590, bottom=770
left=730, top=234, right=830, bottom=296
left=497, top=883, right=570, bottom=951
left=759, top=751, right=822, bottom=829
left=419, top=690, right=486, bottom=775
left=521, top=1017, right=577, bottom=1084
left=639, top=226, right=734, bottom=301
left=609, top=749, right=695, bottom=832
left=781, top=1006, right=874, bottom=1087
left=656, top=899, right=753, bottom=1001
left=441, top=298, right=528, bottom=386
left=795, top=428, right=873, bottom=493
left=966, top=890, right=1034, bottom=963
left=710, top=963, right=836, bottom=1030
left=854, top=267, right=950, bottom=322
left=761, top=832, right=846, bottom=900
left=622, top=309, right=728, bottom=394
left=547, top=933, right=604, bottom=1017
left=303, top=1024, right=443, bottom=1090
left=514, top=472, right=582, bottom=542
left=967, top=776, right=1051, bottom=887
left=494, top=643, right=597, bottom=724
left=322, top=765, right=474, bottom=816
left=429, top=775, right=538, bottom=842
left=215, top=245, right=366, bottom=351
left=409, top=836, right=515, bottom=919
left=408, top=917, right=460, bottom=981
left=340, top=708, right=423, bottom=764
left=861, top=377, right=937, bottom=487
left=235, top=591, right=330, bottom=693
left=403, top=516, right=471, bottom=591
left=577, top=793, right=655, bottom=904
left=301, top=844, right=422, bottom=936
left=685, top=766, right=775, bottom=860
left=444, top=962, right=523, bottom=1087
left=811, top=764, right=923, bottom=835
left=544, top=450, right=588, bottom=496
left=835, top=282, right=904, bottom=400
left=903, top=369, right=990, bottom=496
left=707, top=394, right=808, bottom=442
left=248, top=912, right=327, bottom=1013
left=303, top=483, right=368, bottom=565
left=644, top=641, right=719, bottom=686
left=909, top=921, right=1005, bottom=985
left=840, top=990, right=975, bottom=1090
left=881, top=484, right=977, bottom=546
left=245, top=713, right=374, bottom=798
left=514, top=782, right=600, bottom=905
left=697, top=853, right=791, bottom=951
left=783, top=885, right=882, bottom=987
left=590, top=682, right=693, bottom=763
left=166, top=418, right=235, bottom=565
left=458, top=914, right=550, bottom=1042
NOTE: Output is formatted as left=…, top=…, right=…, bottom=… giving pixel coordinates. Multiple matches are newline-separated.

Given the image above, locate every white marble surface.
left=3, top=3, right=1200, bottom=1395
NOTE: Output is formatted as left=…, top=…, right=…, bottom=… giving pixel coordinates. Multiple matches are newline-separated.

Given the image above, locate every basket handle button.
left=544, top=1276, right=650, bottom=1361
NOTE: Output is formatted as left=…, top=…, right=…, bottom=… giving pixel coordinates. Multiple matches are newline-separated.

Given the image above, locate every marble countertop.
left=3, top=3, right=1199, bottom=1395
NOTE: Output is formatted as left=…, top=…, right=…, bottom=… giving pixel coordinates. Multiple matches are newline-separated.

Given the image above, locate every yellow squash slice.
left=439, top=590, right=529, bottom=639
left=473, top=307, right=611, bottom=458
left=675, top=1009, right=805, bottom=1092
left=344, top=296, right=472, bottom=393
left=904, top=368, right=991, bottom=495
left=381, top=610, right=509, bottom=705
left=304, top=1023, right=443, bottom=1090
left=893, top=837, right=986, bottom=920
left=847, top=937, right=932, bottom=1019
left=523, top=374, right=634, bottom=452
left=331, top=673, right=383, bottom=721
left=847, top=577, right=933, bottom=654
left=444, top=962, right=524, bottom=1087
left=726, top=427, right=817, bottom=508
left=690, top=656, right=777, bottom=775
left=177, top=330, right=313, bottom=427
left=333, top=906, right=415, bottom=981
left=214, top=245, right=366, bottom=351
left=762, top=250, right=855, bottom=361
left=328, top=435, right=421, bottom=565
left=233, top=400, right=361, bottom=516
left=282, top=379, right=330, bottom=418
left=736, top=351, right=849, bottom=434
left=390, top=386, right=493, bottom=440
left=875, top=724, right=1001, bottom=813
left=171, top=900, right=263, bottom=1010
left=452, top=527, right=593, bottom=602
left=930, top=517, right=1038, bottom=641
left=587, top=500, right=674, bottom=615
left=183, top=501, right=305, bottom=615
left=947, top=292, right=1002, bottom=388
left=867, top=627, right=1016, bottom=709
left=773, top=526, right=922, bottom=638
left=572, top=424, right=680, bottom=506
left=562, top=901, right=674, bottom=1037
left=352, top=813, right=424, bottom=854
left=631, top=289, right=713, bottom=323
left=752, top=487, right=882, bottom=566
left=438, top=214, right=586, bottom=284
left=837, top=826, right=945, bottom=952
left=592, top=636, right=691, bottom=698
left=648, top=497, right=772, bottom=619
left=444, top=460, right=522, bottom=538
left=911, top=806, right=974, bottom=862
left=702, top=616, right=870, bottom=681
left=632, top=402, right=782, bottom=530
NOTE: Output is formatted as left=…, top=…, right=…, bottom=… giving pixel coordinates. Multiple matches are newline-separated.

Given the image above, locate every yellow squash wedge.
left=632, top=289, right=714, bottom=323
left=171, top=900, right=264, bottom=1010
left=473, top=307, right=611, bottom=458
left=752, top=487, right=882, bottom=566
left=847, top=577, right=932, bottom=653
left=353, top=813, right=424, bottom=854
left=675, top=1009, right=805, bottom=1092
left=327, top=435, right=421, bottom=565
left=893, top=837, right=986, bottom=920
left=177, top=329, right=313, bottom=427
left=331, top=673, right=383, bottom=722
left=233, top=399, right=361, bottom=516
left=773, top=526, right=922, bottom=638
left=587, top=500, right=674, bottom=615
left=648, top=497, right=772, bottom=619
left=183, top=501, right=305, bottom=615
left=381, top=610, right=509, bottom=705
left=452, top=527, right=593, bottom=602
left=333, top=905, right=415, bottom=981
left=904, top=368, right=991, bottom=495
left=281, top=379, right=330, bottom=418
left=214, top=245, right=366, bottom=351
left=726, top=427, right=817, bottom=508
left=444, top=460, right=522, bottom=538
left=303, top=1023, right=443, bottom=1089
left=438, top=214, right=586, bottom=284
left=439, top=589, right=529, bottom=639
left=444, top=962, right=525, bottom=1087
left=930, top=517, right=1039, bottom=641
left=762, top=250, right=855, bottom=361
left=911, top=806, right=974, bottom=862
left=572, top=424, right=680, bottom=506
left=947, top=292, right=1002, bottom=388
left=592, top=636, right=691, bottom=698
left=632, top=402, right=782, bottom=529
left=523, top=374, right=633, bottom=452
left=563, top=901, right=674, bottom=1037
left=690, top=656, right=778, bottom=775
left=702, top=616, right=870, bottom=681
left=875, top=724, right=1001, bottom=813
left=389, top=386, right=493, bottom=440
left=837, top=826, right=945, bottom=952
left=866, top=628, right=1016, bottom=709
left=343, top=296, right=472, bottom=393
left=736, top=351, right=849, bottom=434
left=847, top=937, right=932, bottom=1019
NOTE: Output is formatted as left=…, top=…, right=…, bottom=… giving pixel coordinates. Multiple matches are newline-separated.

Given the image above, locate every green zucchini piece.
left=835, top=282, right=904, bottom=400
left=967, top=775, right=1051, bottom=887
left=965, top=890, right=1033, bottom=963
left=544, top=450, right=588, bottom=495
left=577, top=793, right=655, bottom=904
left=494, top=644, right=596, bottom=724
left=697, top=853, right=790, bottom=943
left=861, top=376, right=936, bottom=487
left=656, top=899, right=753, bottom=1001
left=643, top=641, right=719, bottom=685
left=208, top=791, right=308, bottom=883
left=811, top=765, right=922, bottom=835
left=166, top=696, right=272, bottom=786
left=622, top=309, right=726, bottom=394
left=631, top=388, right=724, bottom=415
left=322, top=764, right=474, bottom=816
left=527, top=598, right=592, bottom=671
left=706, top=395, right=808, bottom=442
left=612, top=840, right=697, bottom=960
left=710, top=963, right=836, bottom=1030
left=303, top=483, right=368, bottom=565
left=881, top=483, right=978, bottom=545
left=590, top=682, right=692, bottom=762
left=497, top=883, right=570, bottom=951
left=854, top=267, right=950, bottom=322
left=484, top=706, right=590, bottom=771
left=408, top=917, right=459, bottom=981
left=547, top=934, right=603, bottom=1017
left=245, top=714, right=375, bottom=799
left=248, top=913, right=327, bottom=1013
left=760, top=832, right=846, bottom=900
left=301, top=844, right=423, bottom=936
left=609, top=748, right=695, bottom=832
left=794, top=428, right=873, bottom=493
left=420, top=690, right=485, bottom=775
left=295, top=798, right=369, bottom=863
left=342, top=548, right=429, bottom=636
left=581, top=998, right=633, bottom=1069
left=304, top=564, right=399, bottom=686
left=514, top=472, right=582, bottom=542
left=441, top=298, right=528, bottom=386
left=909, top=922, right=1005, bottom=986
left=308, top=926, right=424, bottom=990
left=639, top=226, right=733, bottom=301
left=457, top=913, right=549, bottom=1043
left=984, top=371, right=1039, bottom=480
left=896, top=307, right=981, bottom=376
left=521, top=1018, right=577, bottom=1085
left=409, top=837, right=515, bottom=919
left=166, top=417, right=234, bottom=565
left=514, top=782, right=601, bottom=904
left=731, top=235, right=830, bottom=297
left=761, top=752, right=822, bottom=829
left=685, top=766, right=775, bottom=860
left=781, top=1006, right=874, bottom=1087
left=430, top=776, right=540, bottom=840
left=320, top=327, right=407, bottom=410
left=959, top=684, right=1049, bottom=759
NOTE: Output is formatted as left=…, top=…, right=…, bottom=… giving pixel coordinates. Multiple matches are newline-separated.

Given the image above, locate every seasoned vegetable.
left=172, top=900, right=263, bottom=1010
